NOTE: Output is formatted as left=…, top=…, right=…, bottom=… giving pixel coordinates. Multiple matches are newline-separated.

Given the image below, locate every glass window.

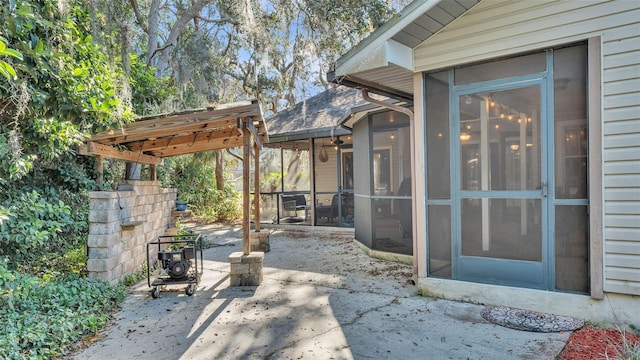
left=425, top=71, right=451, bottom=199
left=459, top=86, right=541, bottom=191
left=260, top=147, right=282, bottom=193
left=454, top=52, right=546, bottom=85
left=371, top=110, right=412, bottom=255
left=554, top=44, right=588, bottom=199
left=461, top=198, right=542, bottom=261
left=428, top=205, right=451, bottom=278
left=555, top=205, right=589, bottom=293
left=282, top=145, right=309, bottom=192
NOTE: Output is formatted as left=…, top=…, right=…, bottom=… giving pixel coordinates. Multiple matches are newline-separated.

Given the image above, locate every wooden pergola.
left=78, top=100, right=268, bottom=254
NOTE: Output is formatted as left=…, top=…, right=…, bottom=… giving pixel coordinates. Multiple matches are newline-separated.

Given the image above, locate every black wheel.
left=151, top=287, right=159, bottom=299
left=185, top=285, right=195, bottom=296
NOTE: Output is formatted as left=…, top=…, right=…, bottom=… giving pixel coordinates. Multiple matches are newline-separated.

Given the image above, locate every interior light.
left=510, top=144, right=519, bottom=151
left=495, top=124, right=500, bottom=129
left=459, top=133, right=471, bottom=141
left=437, top=133, right=443, bottom=138
left=508, top=115, right=513, bottom=121
left=466, top=124, right=471, bottom=130
left=500, top=113, right=505, bottom=119
left=390, top=131, right=396, bottom=140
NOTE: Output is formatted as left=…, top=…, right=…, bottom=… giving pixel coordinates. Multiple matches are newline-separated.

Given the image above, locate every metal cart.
left=146, top=234, right=203, bottom=299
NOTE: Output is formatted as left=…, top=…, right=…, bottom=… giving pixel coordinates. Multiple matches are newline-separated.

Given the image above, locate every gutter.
left=361, top=89, right=419, bottom=280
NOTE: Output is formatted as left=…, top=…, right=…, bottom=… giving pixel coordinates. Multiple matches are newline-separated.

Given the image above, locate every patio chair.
left=281, top=195, right=297, bottom=218
left=293, top=194, right=309, bottom=220
left=316, top=194, right=338, bottom=223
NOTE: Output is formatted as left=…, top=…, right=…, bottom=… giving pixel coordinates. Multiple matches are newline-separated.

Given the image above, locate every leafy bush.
left=19, top=246, right=88, bottom=280
left=159, top=153, right=242, bottom=222
left=192, top=186, right=242, bottom=222
left=0, top=258, right=127, bottom=359
left=0, top=189, right=88, bottom=268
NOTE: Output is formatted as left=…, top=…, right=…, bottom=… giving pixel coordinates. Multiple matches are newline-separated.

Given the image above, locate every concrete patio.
left=73, top=224, right=570, bottom=359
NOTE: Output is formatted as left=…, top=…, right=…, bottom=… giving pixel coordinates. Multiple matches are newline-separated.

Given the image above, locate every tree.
left=111, top=0, right=409, bottom=216
left=0, top=0, right=134, bottom=265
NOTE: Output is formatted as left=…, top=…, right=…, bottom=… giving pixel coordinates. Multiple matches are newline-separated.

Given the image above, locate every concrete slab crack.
left=341, top=297, right=400, bottom=327
left=264, top=297, right=400, bottom=359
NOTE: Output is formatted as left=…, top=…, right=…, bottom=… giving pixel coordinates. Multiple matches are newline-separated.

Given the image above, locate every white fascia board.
left=386, top=39, right=413, bottom=71
left=340, top=43, right=388, bottom=75
left=333, top=0, right=441, bottom=77
left=338, top=39, right=414, bottom=77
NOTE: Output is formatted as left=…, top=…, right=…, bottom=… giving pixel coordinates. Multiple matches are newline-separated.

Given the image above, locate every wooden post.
left=309, top=138, right=316, bottom=225
left=242, top=121, right=251, bottom=255
left=150, top=164, right=157, bottom=181
left=96, top=155, right=104, bottom=188
left=254, top=142, right=261, bottom=232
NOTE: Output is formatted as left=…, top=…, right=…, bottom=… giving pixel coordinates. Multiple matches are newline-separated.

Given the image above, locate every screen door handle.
left=542, top=182, right=548, bottom=198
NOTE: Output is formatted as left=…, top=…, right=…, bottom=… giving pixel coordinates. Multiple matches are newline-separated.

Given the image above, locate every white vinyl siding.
left=602, top=16, right=640, bottom=295
left=315, top=150, right=338, bottom=196
left=414, top=0, right=638, bottom=72
left=415, top=0, right=640, bottom=295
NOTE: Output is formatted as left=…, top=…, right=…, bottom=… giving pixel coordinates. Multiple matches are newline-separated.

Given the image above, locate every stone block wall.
left=87, top=180, right=176, bottom=284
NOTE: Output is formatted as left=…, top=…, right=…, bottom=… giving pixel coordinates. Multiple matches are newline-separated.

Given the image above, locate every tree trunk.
left=125, top=162, right=142, bottom=180
left=146, top=0, right=161, bottom=67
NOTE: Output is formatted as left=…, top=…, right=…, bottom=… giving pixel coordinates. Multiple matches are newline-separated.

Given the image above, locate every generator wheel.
left=151, top=287, right=159, bottom=299
left=185, top=285, right=195, bottom=296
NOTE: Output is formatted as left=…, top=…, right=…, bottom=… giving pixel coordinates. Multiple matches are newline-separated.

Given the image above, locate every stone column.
left=228, top=252, right=264, bottom=286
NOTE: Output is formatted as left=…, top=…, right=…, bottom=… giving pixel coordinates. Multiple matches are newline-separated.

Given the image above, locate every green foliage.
left=159, top=152, right=242, bottom=222
left=122, top=261, right=147, bottom=287
left=0, top=0, right=133, bottom=181
left=192, top=186, right=242, bottom=222
left=0, top=258, right=127, bottom=359
left=129, top=54, right=177, bottom=115
left=19, top=246, right=88, bottom=280
left=0, top=190, right=80, bottom=266
left=0, top=38, right=23, bottom=80
left=0, top=0, right=129, bottom=275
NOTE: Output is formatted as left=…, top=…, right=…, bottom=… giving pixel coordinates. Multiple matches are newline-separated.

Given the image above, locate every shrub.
left=0, top=258, right=127, bottom=359
left=0, top=190, right=86, bottom=268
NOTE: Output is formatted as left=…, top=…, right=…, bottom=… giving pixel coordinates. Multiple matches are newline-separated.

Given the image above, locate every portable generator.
left=158, top=246, right=195, bottom=279
left=147, top=234, right=203, bottom=299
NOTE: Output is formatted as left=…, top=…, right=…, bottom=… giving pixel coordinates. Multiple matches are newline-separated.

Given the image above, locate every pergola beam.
left=245, top=117, right=263, bottom=149
left=127, top=129, right=236, bottom=152
left=149, top=134, right=244, bottom=157
left=78, top=141, right=163, bottom=166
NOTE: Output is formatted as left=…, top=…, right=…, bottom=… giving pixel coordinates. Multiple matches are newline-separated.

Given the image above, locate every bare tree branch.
left=128, top=0, right=148, bottom=33
left=196, top=15, right=238, bottom=25
left=153, top=0, right=215, bottom=75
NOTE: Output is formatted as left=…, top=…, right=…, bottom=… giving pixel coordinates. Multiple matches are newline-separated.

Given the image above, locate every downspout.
left=361, top=89, right=418, bottom=280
